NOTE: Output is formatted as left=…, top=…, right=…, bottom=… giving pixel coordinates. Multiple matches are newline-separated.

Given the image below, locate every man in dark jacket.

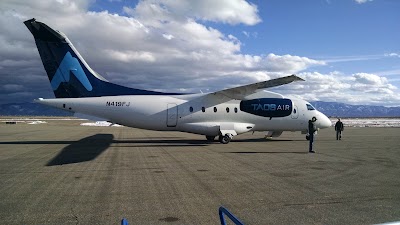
left=308, top=117, right=317, bottom=153
left=335, top=118, right=344, bottom=140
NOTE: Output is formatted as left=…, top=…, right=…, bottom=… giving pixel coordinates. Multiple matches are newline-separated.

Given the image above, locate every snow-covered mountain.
left=0, top=102, right=73, bottom=116
left=311, top=101, right=400, bottom=117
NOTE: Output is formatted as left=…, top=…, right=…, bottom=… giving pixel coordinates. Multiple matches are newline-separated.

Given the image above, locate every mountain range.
left=310, top=101, right=400, bottom=118
left=0, top=102, right=73, bottom=117
left=0, top=101, right=399, bottom=117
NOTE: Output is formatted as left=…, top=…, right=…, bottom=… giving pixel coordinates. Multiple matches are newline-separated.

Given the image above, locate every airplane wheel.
left=218, top=135, right=223, bottom=142
left=206, top=135, right=216, bottom=141
left=220, top=134, right=231, bottom=144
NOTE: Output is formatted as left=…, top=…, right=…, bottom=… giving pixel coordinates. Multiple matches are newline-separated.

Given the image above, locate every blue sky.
left=90, top=1, right=399, bottom=56
left=1, top=0, right=400, bottom=106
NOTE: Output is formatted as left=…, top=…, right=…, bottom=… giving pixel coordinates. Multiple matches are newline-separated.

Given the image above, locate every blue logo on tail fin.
left=51, top=52, right=93, bottom=91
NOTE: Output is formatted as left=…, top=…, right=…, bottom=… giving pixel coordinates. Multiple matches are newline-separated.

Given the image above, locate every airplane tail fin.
left=24, top=18, right=173, bottom=98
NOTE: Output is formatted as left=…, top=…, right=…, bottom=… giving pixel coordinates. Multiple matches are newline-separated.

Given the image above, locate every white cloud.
left=354, top=0, right=373, bottom=4
left=323, top=54, right=382, bottom=63
left=162, top=34, right=174, bottom=40
left=191, top=0, right=260, bottom=25
left=276, top=72, right=400, bottom=106
left=352, top=73, right=388, bottom=85
left=104, top=50, right=156, bottom=63
left=126, top=0, right=261, bottom=27
left=264, top=54, right=326, bottom=73
left=385, top=53, right=400, bottom=58
left=242, top=31, right=258, bottom=38
left=0, top=0, right=399, bottom=107
left=350, top=73, right=396, bottom=97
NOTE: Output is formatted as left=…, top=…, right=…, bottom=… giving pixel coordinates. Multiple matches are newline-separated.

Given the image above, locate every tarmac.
left=0, top=118, right=399, bottom=224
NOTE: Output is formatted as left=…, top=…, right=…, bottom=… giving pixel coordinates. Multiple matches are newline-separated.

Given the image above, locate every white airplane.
left=25, top=18, right=331, bottom=144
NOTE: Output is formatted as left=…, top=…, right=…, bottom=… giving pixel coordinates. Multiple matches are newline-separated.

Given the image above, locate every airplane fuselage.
left=38, top=92, right=330, bottom=137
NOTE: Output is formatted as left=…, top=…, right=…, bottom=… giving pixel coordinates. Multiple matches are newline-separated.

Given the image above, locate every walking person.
left=308, top=117, right=317, bottom=153
left=335, top=118, right=344, bottom=140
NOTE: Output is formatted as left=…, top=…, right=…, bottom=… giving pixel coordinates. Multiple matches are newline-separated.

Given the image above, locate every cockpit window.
left=306, top=104, right=315, bottom=111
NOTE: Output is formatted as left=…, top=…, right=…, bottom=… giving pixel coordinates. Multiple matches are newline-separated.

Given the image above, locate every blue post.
left=219, top=206, right=245, bottom=225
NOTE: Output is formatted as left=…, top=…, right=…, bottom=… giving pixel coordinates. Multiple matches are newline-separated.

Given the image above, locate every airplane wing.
left=210, top=74, right=304, bottom=100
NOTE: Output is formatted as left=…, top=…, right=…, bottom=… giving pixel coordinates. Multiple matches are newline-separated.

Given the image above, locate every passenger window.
left=214, top=107, right=217, bottom=113
left=234, top=107, right=238, bottom=113
left=189, top=106, right=193, bottom=112
left=202, top=107, right=205, bottom=112
left=306, top=104, right=315, bottom=111
left=226, top=107, right=230, bottom=113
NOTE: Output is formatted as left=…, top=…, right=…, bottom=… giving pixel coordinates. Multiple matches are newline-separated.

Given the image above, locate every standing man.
left=308, top=117, right=317, bottom=153
left=335, top=118, right=344, bottom=140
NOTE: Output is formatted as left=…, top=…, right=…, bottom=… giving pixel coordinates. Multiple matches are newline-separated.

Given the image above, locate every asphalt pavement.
left=0, top=119, right=399, bottom=224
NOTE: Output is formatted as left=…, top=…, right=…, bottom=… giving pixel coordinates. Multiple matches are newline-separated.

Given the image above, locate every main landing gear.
left=205, top=134, right=233, bottom=144
left=206, top=135, right=216, bottom=141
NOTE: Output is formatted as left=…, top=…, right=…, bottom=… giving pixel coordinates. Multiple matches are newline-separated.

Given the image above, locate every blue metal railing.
left=121, top=206, right=244, bottom=225
left=219, top=206, right=245, bottom=225
left=121, top=218, right=128, bottom=225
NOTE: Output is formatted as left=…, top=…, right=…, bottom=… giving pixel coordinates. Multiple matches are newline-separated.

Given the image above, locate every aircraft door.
left=167, top=103, right=178, bottom=127
left=291, top=105, right=299, bottom=119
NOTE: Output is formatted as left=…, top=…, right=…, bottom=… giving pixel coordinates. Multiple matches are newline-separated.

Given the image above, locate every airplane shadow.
left=0, top=136, right=208, bottom=166
left=0, top=138, right=205, bottom=146
left=0, top=136, right=307, bottom=166
left=232, top=138, right=303, bottom=143
left=46, top=134, right=114, bottom=166
left=226, top=151, right=308, bottom=154
left=113, top=139, right=209, bottom=147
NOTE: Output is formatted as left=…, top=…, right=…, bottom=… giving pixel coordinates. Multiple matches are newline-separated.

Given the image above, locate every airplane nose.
left=317, top=112, right=332, bottom=129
